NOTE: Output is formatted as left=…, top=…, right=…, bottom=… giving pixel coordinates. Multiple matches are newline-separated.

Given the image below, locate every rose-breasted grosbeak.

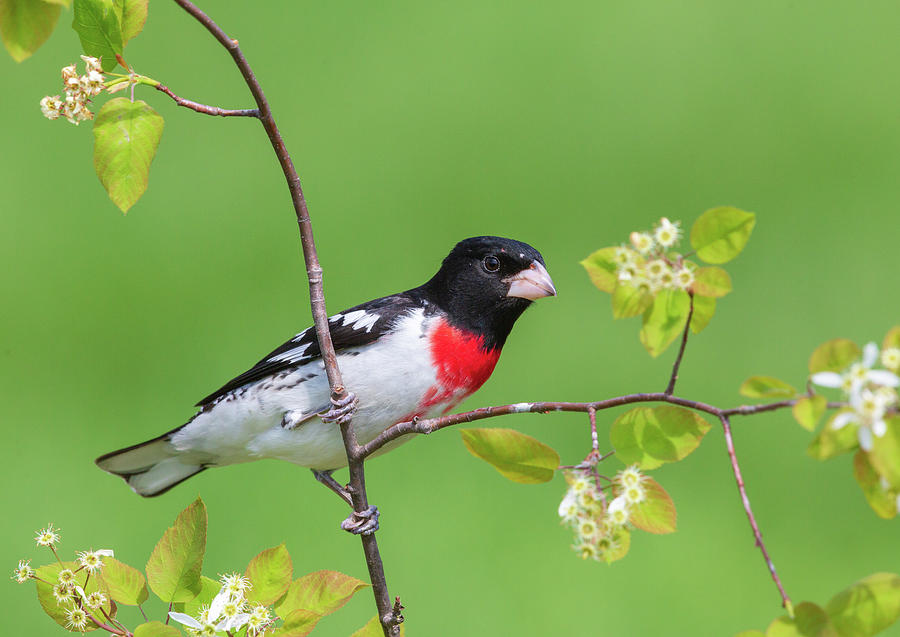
left=96, top=236, right=556, bottom=499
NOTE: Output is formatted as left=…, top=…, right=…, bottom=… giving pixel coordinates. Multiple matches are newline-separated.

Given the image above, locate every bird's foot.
left=312, top=469, right=353, bottom=506
left=341, top=505, right=380, bottom=535
left=321, top=391, right=359, bottom=426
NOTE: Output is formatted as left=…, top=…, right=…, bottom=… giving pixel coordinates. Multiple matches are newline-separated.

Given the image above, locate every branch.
left=718, top=414, right=792, bottom=610
left=665, top=292, right=694, bottom=395
left=155, top=84, right=259, bottom=117
left=169, top=2, right=397, bottom=634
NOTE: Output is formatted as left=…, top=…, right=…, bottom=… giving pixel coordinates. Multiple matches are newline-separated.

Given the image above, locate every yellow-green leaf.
left=825, top=573, right=900, bottom=637
left=765, top=602, right=837, bottom=637
left=736, top=632, right=766, bottom=637
left=690, top=295, right=716, bottom=334
left=93, top=98, right=164, bottom=213
left=99, top=556, right=148, bottom=605
left=245, top=543, right=293, bottom=606
left=629, top=476, right=676, bottom=534
left=351, top=615, right=406, bottom=637
left=72, top=0, right=121, bottom=71
left=115, top=0, right=145, bottom=44
left=601, top=527, right=631, bottom=564
left=739, top=376, right=797, bottom=399
left=692, top=266, right=732, bottom=298
left=36, top=561, right=111, bottom=631
left=271, top=609, right=320, bottom=637
left=853, top=451, right=898, bottom=520
left=807, top=411, right=858, bottom=460
left=581, top=247, right=618, bottom=294
left=869, top=415, right=900, bottom=490
left=172, top=575, right=218, bottom=617
left=883, top=326, right=900, bottom=351
left=793, top=395, right=827, bottom=432
left=612, top=281, right=653, bottom=319
left=460, top=428, right=560, bottom=483
left=274, top=570, right=369, bottom=619
left=640, top=288, right=690, bottom=357
left=133, top=622, right=181, bottom=637
left=0, top=0, right=62, bottom=62
left=808, top=338, right=860, bottom=374
left=145, top=497, right=207, bottom=604
left=690, top=206, right=756, bottom=264
left=610, top=405, right=711, bottom=470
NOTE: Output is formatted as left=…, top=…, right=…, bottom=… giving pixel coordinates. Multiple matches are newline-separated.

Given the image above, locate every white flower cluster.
left=40, top=56, right=105, bottom=125
left=558, top=466, right=647, bottom=562
left=169, top=573, right=273, bottom=636
left=812, top=342, right=900, bottom=451
left=614, top=218, right=695, bottom=294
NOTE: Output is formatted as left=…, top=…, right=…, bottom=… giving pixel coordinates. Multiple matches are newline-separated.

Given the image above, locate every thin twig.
left=718, top=414, right=792, bottom=610
left=588, top=407, right=599, bottom=453
left=665, top=292, right=694, bottom=395
left=155, top=84, right=259, bottom=117
left=169, top=2, right=396, bottom=634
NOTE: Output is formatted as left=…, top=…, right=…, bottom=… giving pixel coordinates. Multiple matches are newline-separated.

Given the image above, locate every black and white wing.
left=196, top=293, right=424, bottom=407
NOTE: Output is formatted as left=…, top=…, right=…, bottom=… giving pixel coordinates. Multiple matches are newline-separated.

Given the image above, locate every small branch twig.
left=718, top=414, right=792, bottom=611
left=155, top=84, right=259, bottom=117
left=665, top=292, right=694, bottom=395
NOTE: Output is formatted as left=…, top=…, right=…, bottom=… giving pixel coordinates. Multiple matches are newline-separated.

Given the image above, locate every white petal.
left=873, top=419, right=888, bottom=437
left=831, top=412, right=858, bottom=430
left=867, top=370, right=900, bottom=387
left=811, top=372, right=843, bottom=388
left=608, top=495, right=628, bottom=514
left=858, top=426, right=873, bottom=451
left=168, top=612, right=202, bottom=629
left=95, top=549, right=115, bottom=557
left=863, top=342, right=879, bottom=368
left=229, top=614, right=251, bottom=630
left=208, top=587, right=229, bottom=620
left=558, top=491, right=576, bottom=518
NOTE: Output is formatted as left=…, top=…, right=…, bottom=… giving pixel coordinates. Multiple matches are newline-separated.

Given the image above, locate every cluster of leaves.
left=738, top=328, right=900, bottom=519
left=581, top=207, right=755, bottom=356
left=459, top=404, right=709, bottom=564
left=13, top=498, right=396, bottom=636
left=2, top=0, right=164, bottom=212
left=737, top=573, right=900, bottom=637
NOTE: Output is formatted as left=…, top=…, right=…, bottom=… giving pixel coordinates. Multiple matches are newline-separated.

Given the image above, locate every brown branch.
left=718, top=414, right=792, bottom=610
left=155, top=84, right=259, bottom=117
left=169, top=2, right=397, bottom=634
left=665, top=292, right=694, bottom=395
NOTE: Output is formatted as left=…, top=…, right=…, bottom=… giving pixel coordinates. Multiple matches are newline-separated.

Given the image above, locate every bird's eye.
left=482, top=255, right=501, bottom=273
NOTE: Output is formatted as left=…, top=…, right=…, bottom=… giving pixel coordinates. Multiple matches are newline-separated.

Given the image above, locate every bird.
left=96, top=236, right=556, bottom=522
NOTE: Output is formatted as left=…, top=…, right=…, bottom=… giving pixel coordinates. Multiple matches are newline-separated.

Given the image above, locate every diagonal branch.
left=155, top=84, right=259, bottom=117
left=665, top=292, right=695, bottom=395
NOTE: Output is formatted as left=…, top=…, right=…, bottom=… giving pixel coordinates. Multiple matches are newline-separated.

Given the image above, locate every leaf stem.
left=155, top=84, right=259, bottom=117
left=665, top=292, right=694, bottom=395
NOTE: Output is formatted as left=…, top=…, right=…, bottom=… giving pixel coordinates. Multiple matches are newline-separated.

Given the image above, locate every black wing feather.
left=196, top=292, right=424, bottom=406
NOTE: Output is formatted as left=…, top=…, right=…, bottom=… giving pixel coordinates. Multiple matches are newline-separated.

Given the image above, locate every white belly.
left=169, top=310, right=439, bottom=470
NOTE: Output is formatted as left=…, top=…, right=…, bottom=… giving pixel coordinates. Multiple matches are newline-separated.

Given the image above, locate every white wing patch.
left=339, top=309, right=380, bottom=332
left=269, top=343, right=310, bottom=363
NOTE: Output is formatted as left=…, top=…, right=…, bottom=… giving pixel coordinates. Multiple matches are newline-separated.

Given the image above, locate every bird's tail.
left=95, top=428, right=205, bottom=497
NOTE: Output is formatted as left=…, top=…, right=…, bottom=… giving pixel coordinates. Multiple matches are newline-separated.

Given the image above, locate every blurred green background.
left=3, top=0, right=899, bottom=634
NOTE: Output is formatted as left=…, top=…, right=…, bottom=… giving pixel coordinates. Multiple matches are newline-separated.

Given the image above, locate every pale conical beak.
left=505, top=261, right=557, bottom=300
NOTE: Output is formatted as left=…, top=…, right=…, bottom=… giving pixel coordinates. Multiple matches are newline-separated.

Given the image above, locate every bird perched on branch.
left=97, top=236, right=556, bottom=526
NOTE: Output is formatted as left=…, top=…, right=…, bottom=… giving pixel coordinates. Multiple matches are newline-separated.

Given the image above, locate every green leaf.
left=869, top=415, right=900, bottom=490
left=271, top=609, right=321, bottom=637
left=611, top=282, right=653, bottom=319
left=460, top=428, right=560, bottom=483
left=739, top=376, right=797, bottom=399
left=145, top=497, right=207, bottom=604
left=274, top=570, right=369, bottom=619
left=690, top=295, right=716, bottom=334
left=172, top=575, right=218, bottom=617
left=808, top=338, right=860, bottom=374
left=690, top=206, right=756, bottom=264
left=692, top=266, right=732, bottom=298
left=36, top=561, right=111, bottom=631
left=245, top=543, right=293, bottom=606
left=93, top=98, right=164, bottom=213
left=115, top=0, right=144, bottom=44
left=581, top=247, right=618, bottom=294
left=352, top=615, right=406, bottom=637
left=736, top=632, right=766, bottom=637
left=72, top=0, right=122, bottom=71
left=601, top=527, right=631, bottom=563
left=629, top=476, right=676, bottom=534
left=640, top=288, right=690, bottom=357
left=807, top=411, right=858, bottom=460
left=825, top=573, right=900, bottom=637
left=853, top=451, right=898, bottom=520
left=610, top=405, right=711, bottom=470
left=793, top=395, right=827, bottom=432
left=99, top=556, right=148, bottom=605
left=0, top=0, right=62, bottom=62
left=765, top=602, right=837, bottom=637
left=883, top=326, right=900, bottom=351
left=133, top=622, right=182, bottom=637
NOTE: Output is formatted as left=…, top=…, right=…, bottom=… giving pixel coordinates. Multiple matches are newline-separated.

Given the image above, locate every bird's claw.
left=321, top=391, right=358, bottom=426
left=341, top=505, right=380, bottom=535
